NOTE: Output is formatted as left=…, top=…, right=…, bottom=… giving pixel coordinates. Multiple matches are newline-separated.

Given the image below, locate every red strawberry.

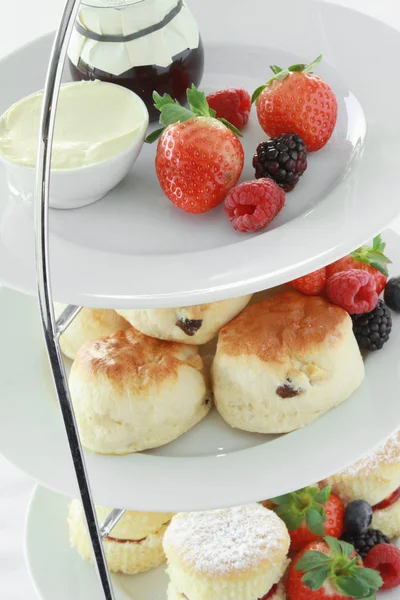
left=224, top=179, right=285, bottom=233
left=252, top=55, right=337, bottom=152
left=290, top=268, right=327, bottom=296
left=149, top=86, right=244, bottom=214
left=287, top=536, right=383, bottom=600
left=270, top=486, right=344, bottom=552
left=206, top=88, right=251, bottom=131
left=364, top=544, right=400, bottom=590
left=326, top=235, right=391, bottom=295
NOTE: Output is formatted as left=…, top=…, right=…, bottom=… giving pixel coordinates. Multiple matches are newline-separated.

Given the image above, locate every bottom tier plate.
left=25, top=486, right=400, bottom=600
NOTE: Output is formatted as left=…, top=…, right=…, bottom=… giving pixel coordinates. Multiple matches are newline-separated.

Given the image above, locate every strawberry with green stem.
left=287, top=536, right=383, bottom=599
left=270, top=485, right=344, bottom=552
left=147, top=85, right=244, bottom=214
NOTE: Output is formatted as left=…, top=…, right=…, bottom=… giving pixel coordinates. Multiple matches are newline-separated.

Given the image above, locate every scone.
left=68, top=500, right=173, bottom=574
left=163, top=504, right=290, bottom=600
left=323, top=430, right=400, bottom=538
left=116, top=296, right=252, bottom=345
left=54, top=303, right=130, bottom=360
left=69, top=328, right=211, bottom=454
left=167, top=580, right=287, bottom=600
left=212, top=290, right=365, bottom=433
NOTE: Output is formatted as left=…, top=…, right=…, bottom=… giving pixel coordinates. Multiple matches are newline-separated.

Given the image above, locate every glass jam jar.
left=68, top=0, right=204, bottom=121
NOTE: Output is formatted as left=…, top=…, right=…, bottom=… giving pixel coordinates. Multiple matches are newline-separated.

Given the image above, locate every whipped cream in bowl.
left=0, top=80, right=149, bottom=209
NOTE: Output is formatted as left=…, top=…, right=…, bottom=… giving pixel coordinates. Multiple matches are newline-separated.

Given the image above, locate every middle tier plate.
left=1, top=229, right=400, bottom=512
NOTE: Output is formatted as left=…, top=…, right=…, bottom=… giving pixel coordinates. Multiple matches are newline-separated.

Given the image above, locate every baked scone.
left=167, top=580, right=287, bottom=600
left=68, top=500, right=173, bottom=574
left=323, top=430, right=400, bottom=538
left=163, top=504, right=290, bottom=600
left=212, top=290, right=365, bottom=433
left=116, top=296, right=252, bottom=345
left=69, top=328, right=211, bottom=454
left=54, top=303, right=130, bottom=360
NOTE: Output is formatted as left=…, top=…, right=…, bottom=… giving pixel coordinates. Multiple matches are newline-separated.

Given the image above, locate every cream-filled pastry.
left=68, top=500, right=173, bottom=574
left=323, top=431, right=400, bottom=538
left=54, top=303, right=130, bottom=360
left=212, top=290, right=364, bottom=433
left=69, top=328, right=211, bottom=454
left=116, top=296, right=252, bottom=345
left=163, top=504, right=290, bottom=600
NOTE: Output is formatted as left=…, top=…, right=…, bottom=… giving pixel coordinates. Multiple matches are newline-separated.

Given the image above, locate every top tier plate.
left=1, top=0, right=400, bottom=308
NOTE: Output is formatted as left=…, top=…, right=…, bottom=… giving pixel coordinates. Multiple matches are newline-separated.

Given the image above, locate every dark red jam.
left=107, top=536, right=147, bottom=544
left=261, top=585, right=278, bottom=600
left=372, top=487, right=400, bottom=512
left=69, top=41, right=204, bottom=121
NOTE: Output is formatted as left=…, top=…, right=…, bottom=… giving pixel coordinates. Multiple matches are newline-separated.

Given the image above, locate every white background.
left=1, top=0, right=400, bottom=598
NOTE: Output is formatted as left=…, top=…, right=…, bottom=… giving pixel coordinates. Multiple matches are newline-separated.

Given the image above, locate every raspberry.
left=326, top=269, right=378, bottom=314
left=224, top=178, right=285, bottom=233
left=290, top=268, right=326, bottom=295
left=207, top=88, right=251, bottom=130
left=364, top=544, right=400, bottom=590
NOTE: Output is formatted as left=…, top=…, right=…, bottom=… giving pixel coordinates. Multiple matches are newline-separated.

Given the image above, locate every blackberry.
left=341, top=528, right=390, bottom=559
left=384, top=276, right=400, bottom=312
left=351, top=299, right=392, bottom=351
left=252, top=133, right=307, bottom=192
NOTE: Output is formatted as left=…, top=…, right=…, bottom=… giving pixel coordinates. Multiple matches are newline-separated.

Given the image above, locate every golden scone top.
left=163, top=504, right=289, bottom=576
left=73, top=327, right=203, bottom=383
left=217, top=290, right=349, bottom=363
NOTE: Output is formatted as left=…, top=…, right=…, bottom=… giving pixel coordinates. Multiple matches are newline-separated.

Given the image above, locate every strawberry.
left=290, top=268, right=327, bottom=296
left=327, top=235, right=391, bottom=295
left=252, top=55, right=338, bottom=152
left=147, top=85, right=244, bottom=214
left=270, top=486, right=344, bottom=552
left=287, top=536, right=383, bottom=600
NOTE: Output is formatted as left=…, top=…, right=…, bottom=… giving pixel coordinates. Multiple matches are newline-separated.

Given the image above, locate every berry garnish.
left=364, top=544, right=400, bottom=590
left=148, top=85, right=244, bottom=214
left=384, top=276, right=400, bottom=312
left=341, top=528, right=390, bottom=559
left=327, top=235, right=391, bottom=295
left=270, top=486, right=344, bottom=552
left=253, top=133, right=307, bottom=191
left=287, top=536, right=383, bottom=600
left=290, top=268, right=327, bottom=296
left=252, top=55, right=338, bottom=152
left=372, top=487, right=400, bottom=512
left=259, top=584, right=278, bottom=600
left=224, top=178, right=285, bottom=233
left=344, top=500, right=373, bottom=535
left=351, top=299, right=392, bottom=351
left=206, top=88, right=251, bottom=131
left=326, top=269, right=378, bottom=315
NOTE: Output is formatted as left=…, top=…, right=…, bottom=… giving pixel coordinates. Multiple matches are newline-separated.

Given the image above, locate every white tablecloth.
left=1, top=1, right=400, bottom=598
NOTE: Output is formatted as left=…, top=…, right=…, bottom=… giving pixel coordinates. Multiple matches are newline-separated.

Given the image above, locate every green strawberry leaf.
left=303, top=54, right=323, bottom=73
left=153, top=91, right=177, bottom=110
left=295, top=550, right=331, bottom=572
left=353, top=568, right=383, bottom=589
left=315, top=486, right=331, bottom=504
left=372, top=234, right=386, bottom=253
left=209, top=107, right=217, bottom=118
left=288, top=63, right=308, bottom=72
left=145, top=127, right=166, bottom=144
left=335, top=575, right=370, bottom=598
left=273, top=505, right=303, bottom=531
left=159, top=104, right=195, bottom=126
left=252, top=84, right=268, bottom=104
left=302, top=565, right=331, bottom=590
left=325, top=535, right=342, bottom=556
left=338, top=539, right=355, bottom=559
left=187, top=84, right=211, bottom=117
left=270, top=65, right=283, bottom=75
left=269, top=493, right=293, bottom=506
left=306, top=508, right=325, bottom=536
left=218, top=117, right=244, bottom=137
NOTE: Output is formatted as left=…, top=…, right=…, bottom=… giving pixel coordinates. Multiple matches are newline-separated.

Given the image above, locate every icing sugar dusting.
left=338, top=431, right=400, bottom=477
left=164, top=504, right=288, bottom=576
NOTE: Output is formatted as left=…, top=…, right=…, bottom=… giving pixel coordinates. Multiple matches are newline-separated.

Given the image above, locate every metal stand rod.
left=100, top=509, right=127, bottom=539
left=34, top=1, right=115, bottom=598
left=56, top=305, right=83, bottom=336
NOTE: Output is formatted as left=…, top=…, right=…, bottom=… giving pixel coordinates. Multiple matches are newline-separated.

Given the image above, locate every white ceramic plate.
left=25, top=486, right=400, bottom=600
left=1, top=229, right=400, bottom=512
left=1, top=0, right=400, bottom=308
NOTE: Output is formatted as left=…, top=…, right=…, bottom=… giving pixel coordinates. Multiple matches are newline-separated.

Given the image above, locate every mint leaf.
left=187, top=85, right=211, bottom=117
left=306, top=508, right=325, bottom=536
left=295, top=550, right=331, bottom=572
left=153, top=91, right=176, bottom=110
left=335, top=575, right=370, bottom=598
left=325, top=536, right=342, bottom=555
left=218, top=117, right=243, bottom=137
left=315, top=486, right=331, bottom=504
left=302, top=565, right=331, bottom=590
left=252, top=84, right=267, bottom=104
left=145, top=127, right=166, bottom=144
left=159, top=104, right=195, bottom=126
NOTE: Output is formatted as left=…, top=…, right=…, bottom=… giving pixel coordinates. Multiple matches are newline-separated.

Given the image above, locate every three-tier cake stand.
left=3, top=0, right=400, bottom=598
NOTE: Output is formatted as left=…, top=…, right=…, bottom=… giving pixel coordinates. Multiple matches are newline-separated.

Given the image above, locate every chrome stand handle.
left=34, top=1, right=115, bottom=598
